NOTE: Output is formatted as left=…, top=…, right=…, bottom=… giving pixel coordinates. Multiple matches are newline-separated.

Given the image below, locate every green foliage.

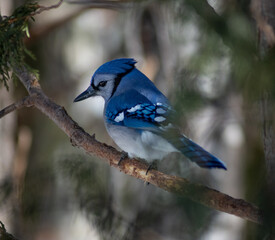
left=0, top=2, right=38, bottom=90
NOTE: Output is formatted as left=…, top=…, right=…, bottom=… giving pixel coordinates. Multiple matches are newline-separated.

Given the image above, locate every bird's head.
left=74, top=58, right=136, bottom=102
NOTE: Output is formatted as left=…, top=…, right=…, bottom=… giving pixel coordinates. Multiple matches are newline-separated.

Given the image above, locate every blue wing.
left=105, top=90, right=226, bottom=170
left=105, top=90, right=170, bottom=132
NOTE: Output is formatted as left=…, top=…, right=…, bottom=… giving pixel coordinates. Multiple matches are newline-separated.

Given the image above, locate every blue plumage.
left=179, top=136, right=226, bottom=169
left=93, top=58, right=136, bottom=76
left=74, top=58, right=226, bottom=170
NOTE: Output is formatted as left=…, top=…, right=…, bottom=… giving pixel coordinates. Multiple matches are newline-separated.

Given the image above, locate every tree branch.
left=0, top=96, right=34, bottom=119
left=12, top=66, right=263, bottom=224
left=33, top=0, right=64, bottom=16
left=0, top=221, right=18, bottom=240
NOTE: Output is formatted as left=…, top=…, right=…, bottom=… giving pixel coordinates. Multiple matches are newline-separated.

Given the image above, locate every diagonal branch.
left=0, top=96, right=34, bottom=119
left=13, top=66, right=263, bottom=224
left=35, top=0, right=64, bottom=14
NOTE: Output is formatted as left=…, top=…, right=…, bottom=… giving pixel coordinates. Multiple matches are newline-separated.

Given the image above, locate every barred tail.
left=180, top=135, right=227, bottom=170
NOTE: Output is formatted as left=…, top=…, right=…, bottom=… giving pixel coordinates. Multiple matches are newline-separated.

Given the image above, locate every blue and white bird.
left=74, top=58, right=226, bottom=170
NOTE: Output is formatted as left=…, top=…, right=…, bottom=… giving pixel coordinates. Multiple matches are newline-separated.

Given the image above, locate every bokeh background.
left=0, top=0, right=273, bottom=239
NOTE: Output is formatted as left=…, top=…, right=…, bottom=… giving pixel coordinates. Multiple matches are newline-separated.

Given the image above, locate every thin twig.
left=5, top=1, right=64, bottom=25
left=67, top=0, right=126, bottom=9
left=34, top=0, right=64, bottom=15
left=12, top=66, right=263, bottom=224
left=0, top=96, right=34, bottom=119
left=25, top=3, right=127, bottom=46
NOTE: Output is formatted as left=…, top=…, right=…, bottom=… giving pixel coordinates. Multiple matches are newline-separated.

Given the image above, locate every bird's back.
left=111, top=68, right=169, bottom=106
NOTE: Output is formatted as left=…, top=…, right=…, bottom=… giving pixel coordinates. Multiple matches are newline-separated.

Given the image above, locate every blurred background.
left=0, top=0, right=273, bottom=239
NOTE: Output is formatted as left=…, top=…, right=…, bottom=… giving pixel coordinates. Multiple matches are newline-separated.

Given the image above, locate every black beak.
left=74, top=86, right=96, bottom=102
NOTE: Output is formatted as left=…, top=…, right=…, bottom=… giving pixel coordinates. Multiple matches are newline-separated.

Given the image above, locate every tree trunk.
left=252, top=0, right=275, bottom=236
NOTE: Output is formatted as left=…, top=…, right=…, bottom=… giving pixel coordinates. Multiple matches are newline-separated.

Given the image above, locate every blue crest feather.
left=94, top=58, right=137, bottom=76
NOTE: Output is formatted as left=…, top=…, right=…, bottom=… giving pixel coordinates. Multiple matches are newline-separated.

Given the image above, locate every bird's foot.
left=146, top=160, right=158, bottom=175
left=118, top=151, right=128, bottom=166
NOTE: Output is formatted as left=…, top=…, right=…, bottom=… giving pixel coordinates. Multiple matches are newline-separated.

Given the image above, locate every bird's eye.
left=98, top=81, right=107, bottom=87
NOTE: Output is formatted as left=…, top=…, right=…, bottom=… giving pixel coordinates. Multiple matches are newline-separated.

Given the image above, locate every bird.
left=74, top=58, right=226, bottom=170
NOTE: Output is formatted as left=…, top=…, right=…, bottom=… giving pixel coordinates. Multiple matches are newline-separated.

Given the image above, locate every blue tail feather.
left=180, top=136, right=227, bottom=170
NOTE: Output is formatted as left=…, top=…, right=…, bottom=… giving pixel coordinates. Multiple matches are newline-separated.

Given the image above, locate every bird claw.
left=145, top=160, right=158, bottom=175
left=118, top=151, right=128, bottom=166
left=146, top=164, right=153, bottom=175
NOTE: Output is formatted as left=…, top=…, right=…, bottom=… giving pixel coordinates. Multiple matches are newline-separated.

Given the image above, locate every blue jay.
left=74, top=58, right=226, bottom=170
